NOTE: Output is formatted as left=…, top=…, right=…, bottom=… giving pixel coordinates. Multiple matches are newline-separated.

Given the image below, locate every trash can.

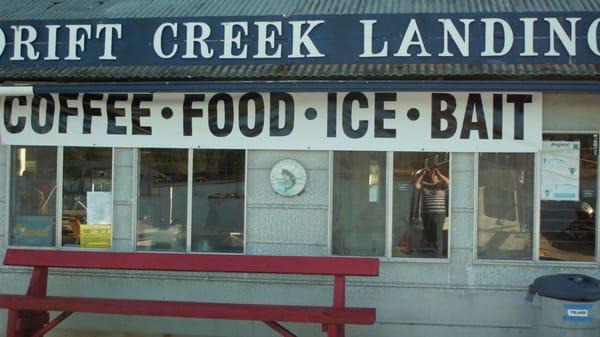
left=528, top=274, right=600, bottom=337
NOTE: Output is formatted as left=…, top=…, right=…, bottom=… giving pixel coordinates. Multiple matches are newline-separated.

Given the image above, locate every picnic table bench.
left=0, top=248, right=379, bottom=337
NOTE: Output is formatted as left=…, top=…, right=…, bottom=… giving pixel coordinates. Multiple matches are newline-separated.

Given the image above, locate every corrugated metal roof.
left=1, top=64, right=599, bottom=82
left=1, top=0, right=600, bottom=81
left=2, top=0, right=600, bottom=20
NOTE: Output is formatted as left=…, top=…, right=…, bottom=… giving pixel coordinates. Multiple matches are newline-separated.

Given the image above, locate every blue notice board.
left=10, top=216, right=55, bottom=246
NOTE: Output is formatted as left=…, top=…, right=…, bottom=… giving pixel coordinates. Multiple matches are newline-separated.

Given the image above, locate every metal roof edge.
left=13, top=80, right=600, bottom=93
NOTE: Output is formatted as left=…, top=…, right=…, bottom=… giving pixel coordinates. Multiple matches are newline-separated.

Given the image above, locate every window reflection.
left=137, top=149, right=187, bottom=251
left=192, top=150, right=245, bottom=253
left=9, top=146, right=57, bottom=247
left=478, top=153, right=534, bottom=260
left=332, top=152, right=386, bottom=257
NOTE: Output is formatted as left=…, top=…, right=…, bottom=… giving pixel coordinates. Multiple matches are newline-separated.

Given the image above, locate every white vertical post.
left=186, top=149, right=193, bottom=253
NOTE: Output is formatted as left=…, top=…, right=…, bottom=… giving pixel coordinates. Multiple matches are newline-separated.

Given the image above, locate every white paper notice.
left=541, top=141, right=580, bottom=201
left=86, top=191, right=112, bottom=225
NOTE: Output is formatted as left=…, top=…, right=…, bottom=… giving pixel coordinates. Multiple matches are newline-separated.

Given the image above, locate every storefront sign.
left=541, top=141, right=581, bottom=201
left=0, top=13, right=599, bottom=66
left=0, top=91, right=542, bottom=152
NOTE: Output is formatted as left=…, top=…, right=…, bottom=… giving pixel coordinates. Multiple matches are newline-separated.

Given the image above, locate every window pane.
left=540, top=133, right=597, bottom=261
left=137, top=149, right=187, bottom=251
left=192, top=150, right=245, bottom=253
left=9, top=146, right=57, bottom=247
left=478, top=153, right=534, bottom=260
left=332, top=151, right=386, bottom=256
left=62, top=147, right=112, bottom=248
left=393, top=153, right=450, bottom=258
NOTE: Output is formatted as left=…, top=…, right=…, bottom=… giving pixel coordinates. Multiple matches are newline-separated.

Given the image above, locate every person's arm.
left=415, top=169, right=427, bottom=190
left=435, top=169, right=449, bottom=187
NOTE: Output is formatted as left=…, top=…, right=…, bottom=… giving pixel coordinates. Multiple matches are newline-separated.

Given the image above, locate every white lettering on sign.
left=65, top=25, right=92, bottom=60
left=97, top=24, right=122, bottom=60
left=520, top=18, right=538, bottom=56
left=0, top=16, right=599, bottom=63
left=288, top=20, right=325, bottom=58
left=588, top=18, right=600, bottom=56
left=438, top=19, right=474, bottom=57
left=359, top=20, right=388, bottom=57
left=567, top=309, right=589, bottom=317
left=44, top=25, right=60, bottom=60
left=153, top=22, right=178, bottom=59
left=254, top=21, right=282, bottom=59
left=182, top=22, right=214, bottom=59
left=545, top=18, right=581, bottom=56
left=0, top=92, right=542, bottom=152
left=0, top=28, right=5, bottom=57
left=10, top=25, right=39, bottom=61
left=220, top=22, right=249, bottom=59
left=393, top=19, right=431, bottom=57
left=481, top=18, right=514, bottom=56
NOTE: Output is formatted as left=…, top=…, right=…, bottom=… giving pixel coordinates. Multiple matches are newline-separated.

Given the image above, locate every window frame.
left=474, top=129, right=600, bottom=265
left=328, top=150, right=453, bottom=262
left=132, top=148, right=248, bottom=254
left=6, top=145, right=115, bottom=251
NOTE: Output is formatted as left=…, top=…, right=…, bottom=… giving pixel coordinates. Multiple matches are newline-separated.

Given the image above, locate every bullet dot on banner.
left=161, top=107, right=174, bottom=119
left=305, top=108, right=318, bottom=120
left=407, top=108, right=420, bottom=121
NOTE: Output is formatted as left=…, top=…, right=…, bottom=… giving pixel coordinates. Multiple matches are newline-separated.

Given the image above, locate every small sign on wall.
left=541, top=141, right=580, bottom=201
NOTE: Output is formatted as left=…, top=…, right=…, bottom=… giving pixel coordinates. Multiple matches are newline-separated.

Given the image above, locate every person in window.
left=415, top=167, right=449, bottom=255
left=16, top=171, right=47, bottom=215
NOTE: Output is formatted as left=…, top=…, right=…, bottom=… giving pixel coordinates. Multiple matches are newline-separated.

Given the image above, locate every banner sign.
left=0, top=92, right=541, bottom=152
left=0, top=13, right=599, bottom=67
left=541, top=141, right=580, bottom=201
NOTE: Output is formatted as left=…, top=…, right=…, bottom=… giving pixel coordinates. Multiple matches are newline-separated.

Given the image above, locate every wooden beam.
left=31, top=312, right=72, bottom=337
left=332, top=276, right=346, bottom=337
left=0, top=295, right=376, bottom=325
left=7, top=309, right=19, bottom=337
left=263, top=321, right=297, bottom=337
left=26, top=267, right=47, bottom=297
left=3, top=249, right=379, bottom=276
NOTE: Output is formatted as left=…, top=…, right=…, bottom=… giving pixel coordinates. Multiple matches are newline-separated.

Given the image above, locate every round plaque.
left=270, top=159, right=307, bottom=196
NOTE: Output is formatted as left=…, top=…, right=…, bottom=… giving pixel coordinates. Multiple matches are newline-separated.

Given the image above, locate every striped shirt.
left=421, top=182, right=448, bottom=214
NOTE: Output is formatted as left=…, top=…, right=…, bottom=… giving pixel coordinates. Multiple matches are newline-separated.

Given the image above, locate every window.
left=332, top=151, right=450, bottom=258
left=9, top=146, right=113, bottom=248
left=477, top=153, right=534, bottom=260
left=478, top=133, right=599, bottom=262
left=540, top=133, right=597, bottom=262
left=393, top=152, right=450, bottom=258
left=332, top=151, right=386, bottom=257
left=137, top=149, right=188, bottom=251
left=9, top=146, right=57, bottom=247
left=192, top=149, right=245, bottom=253
left=62, top=147, right=113, bottom=248
left=136, top=149, right=245, bottom=253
